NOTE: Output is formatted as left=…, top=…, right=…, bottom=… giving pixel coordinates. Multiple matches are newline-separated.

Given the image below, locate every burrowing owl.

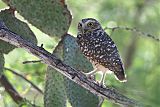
left=77, top=18, right=126, bottom=85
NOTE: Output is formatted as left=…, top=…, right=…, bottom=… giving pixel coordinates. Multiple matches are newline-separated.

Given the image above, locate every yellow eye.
left=87, top=22, right=94, bottom=27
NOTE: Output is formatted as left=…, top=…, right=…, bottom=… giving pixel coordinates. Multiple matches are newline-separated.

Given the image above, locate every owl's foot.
left=97, top=81, right=106, bottom=88
left=84, top=68, right=97, bottom=80
left=98, top=72, right=106, bottom=88
left=87, top=74, right=95, bottom=80
left=84, top=73, right=95, bottom=80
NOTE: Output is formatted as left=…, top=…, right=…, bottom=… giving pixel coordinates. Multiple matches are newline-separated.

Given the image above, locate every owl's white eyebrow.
left=85, top=20, right=94, bottom=24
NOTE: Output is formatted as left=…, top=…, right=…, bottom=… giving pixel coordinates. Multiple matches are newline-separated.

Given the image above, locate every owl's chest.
left=77, top=33, right=104, bottom=58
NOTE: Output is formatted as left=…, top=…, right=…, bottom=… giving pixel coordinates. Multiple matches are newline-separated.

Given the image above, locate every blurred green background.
left=0, top=0, right=160, bottom=107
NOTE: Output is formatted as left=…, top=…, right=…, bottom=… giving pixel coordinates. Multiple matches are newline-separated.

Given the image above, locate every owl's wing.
left=94, top=32, right=126, bottom=81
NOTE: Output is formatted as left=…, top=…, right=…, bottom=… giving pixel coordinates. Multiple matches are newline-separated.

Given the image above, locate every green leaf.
left=0, top=53, right=4, bottom=76
left=63, top=35, right=99, bottom=107
left=44, top=41, right=66, bottom=107
left=8, top=0, right=71, bottom=37
left=0, top=9, right=37, bottom=54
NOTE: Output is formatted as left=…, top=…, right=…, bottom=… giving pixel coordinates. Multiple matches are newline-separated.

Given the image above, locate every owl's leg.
left=85, top=68, right=97, bottom=77
left=99, top=72, right=106, bottom=87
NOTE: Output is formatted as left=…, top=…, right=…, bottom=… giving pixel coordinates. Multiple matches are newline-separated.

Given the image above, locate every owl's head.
left=78, top=18, right=102, bottom=34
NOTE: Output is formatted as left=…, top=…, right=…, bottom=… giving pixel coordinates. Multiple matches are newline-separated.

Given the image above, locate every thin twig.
left=22, top=60, right=42, bottom=64
left=0, top=21, right=143, bottom=107
left=104, top=26, right=160, bottom=42
left=4, top=67, right=43, bottom=94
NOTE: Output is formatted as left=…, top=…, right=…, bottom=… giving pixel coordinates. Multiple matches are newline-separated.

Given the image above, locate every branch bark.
left=0, top=21, right=142, bottom=107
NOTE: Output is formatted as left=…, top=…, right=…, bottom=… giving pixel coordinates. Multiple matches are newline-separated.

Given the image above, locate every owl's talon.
left=95, top=72, right=107, bottom=88
left=100, top=84, right=106, bottom=88
left=84, top=73, right=95, bottom=80
left=97, top=81, right=106, bottom=88
left=84, top=68, right=97, bottom=80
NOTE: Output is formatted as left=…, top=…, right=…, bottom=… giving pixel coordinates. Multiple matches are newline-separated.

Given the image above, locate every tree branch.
left=0, top=74, right=41, bottom=106
left=4, top=67, right=43, bottom=94
left=0, top=75, right=23, bottom=104
left=0, top=21, right=142, bottom=107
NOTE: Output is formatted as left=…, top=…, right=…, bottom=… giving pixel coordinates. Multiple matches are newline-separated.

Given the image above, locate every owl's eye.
left=87, top=22, right=94, bottom=27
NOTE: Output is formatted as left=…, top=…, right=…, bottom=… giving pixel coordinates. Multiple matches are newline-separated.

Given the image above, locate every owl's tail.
left=116, top=74, right=127, bottom=82
left=114, top=66, right=127, bottom=82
